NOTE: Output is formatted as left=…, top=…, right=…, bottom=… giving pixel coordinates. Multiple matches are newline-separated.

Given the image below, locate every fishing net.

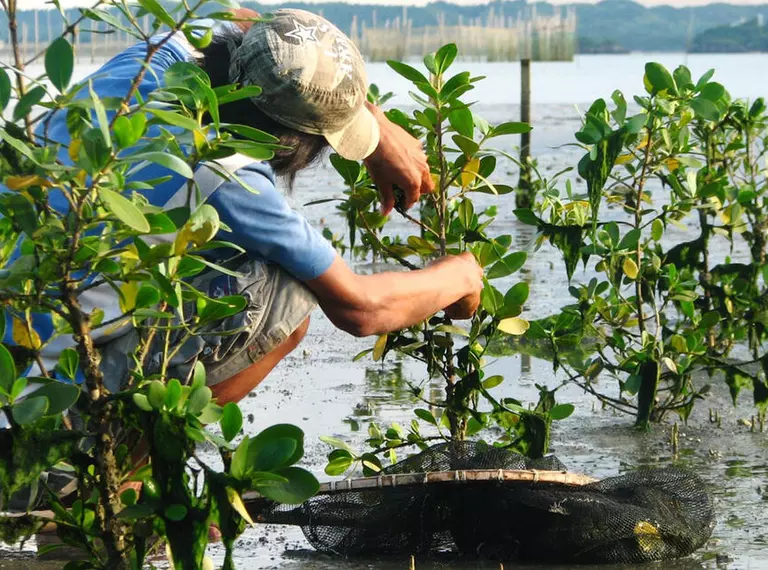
left=245, top=441, right=715, bottom=564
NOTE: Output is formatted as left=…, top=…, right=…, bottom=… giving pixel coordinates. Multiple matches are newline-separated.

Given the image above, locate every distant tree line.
left=1, top=0, right=767, bottom=53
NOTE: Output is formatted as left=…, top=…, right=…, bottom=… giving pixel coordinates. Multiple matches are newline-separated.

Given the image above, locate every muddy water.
left=3, top=57, right=768, bottom=568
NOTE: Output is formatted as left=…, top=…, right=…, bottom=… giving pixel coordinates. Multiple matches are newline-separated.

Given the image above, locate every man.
left=3, top=9, right=482, bottom=431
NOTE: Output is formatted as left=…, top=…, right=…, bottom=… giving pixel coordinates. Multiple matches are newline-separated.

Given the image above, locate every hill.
left=690, top=16, right=768, bottom=52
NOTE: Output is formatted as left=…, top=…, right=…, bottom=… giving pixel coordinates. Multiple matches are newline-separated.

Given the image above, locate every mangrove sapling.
left=0, top=3, right=317, bottom=569
left=320, top=44, right=577, bottom=477
left=514, top=62, right=768, bottom=428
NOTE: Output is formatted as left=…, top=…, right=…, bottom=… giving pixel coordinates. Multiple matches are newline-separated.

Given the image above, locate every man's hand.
left=363, top=102, right=434, bottom=215
left=228, top=8, right=261, bottom=33
left=430, top=252, right=483, bottom=320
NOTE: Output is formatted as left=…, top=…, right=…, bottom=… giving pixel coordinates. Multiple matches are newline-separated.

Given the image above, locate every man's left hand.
left=363, top=102, right=435, bottom=215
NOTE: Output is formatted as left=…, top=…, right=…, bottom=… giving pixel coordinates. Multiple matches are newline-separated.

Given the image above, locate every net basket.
left=244, top=442, right=715, bottom=564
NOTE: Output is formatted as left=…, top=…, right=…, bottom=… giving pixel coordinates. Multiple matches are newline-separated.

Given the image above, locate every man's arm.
left=306, top=253, right=482, bottom=337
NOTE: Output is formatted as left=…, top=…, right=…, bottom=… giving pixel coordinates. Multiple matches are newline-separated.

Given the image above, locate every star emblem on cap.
left=285, top=20, right=319, bottom=44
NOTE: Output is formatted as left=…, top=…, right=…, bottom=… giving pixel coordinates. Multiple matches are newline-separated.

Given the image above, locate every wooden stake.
left=516, top=58, right=533, bottom=208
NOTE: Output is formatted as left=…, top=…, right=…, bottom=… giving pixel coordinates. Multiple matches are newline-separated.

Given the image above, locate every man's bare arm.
left=305, top=253, right=482, bottom=337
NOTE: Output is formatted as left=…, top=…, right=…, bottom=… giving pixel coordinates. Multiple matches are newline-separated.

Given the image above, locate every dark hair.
left=197, top=28, right=329, bottom=189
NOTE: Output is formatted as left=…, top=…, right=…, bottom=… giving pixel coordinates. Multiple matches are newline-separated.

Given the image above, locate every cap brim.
left=324, top=105, right=380, bottom=161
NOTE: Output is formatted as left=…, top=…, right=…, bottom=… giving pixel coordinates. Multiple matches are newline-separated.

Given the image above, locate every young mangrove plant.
left=320, top=44, right=576, bottom=477
left=0, top=2, right=317, bottom=568
left=513, top=63, right=768, bottom=428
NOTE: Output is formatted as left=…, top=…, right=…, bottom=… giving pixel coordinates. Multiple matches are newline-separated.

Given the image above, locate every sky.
left=16, top=0, right=768, bottom=8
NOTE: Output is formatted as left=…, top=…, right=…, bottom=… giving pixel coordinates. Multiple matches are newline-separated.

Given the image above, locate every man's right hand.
left=430, top=252, right=483, bottom=320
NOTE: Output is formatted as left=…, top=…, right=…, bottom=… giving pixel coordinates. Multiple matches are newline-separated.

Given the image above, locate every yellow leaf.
left=12, top=315, right=41, bottom=350
left=664, top=157, right=680, bottom=172
left=5, top=174, right=51, bottom=191
left=68, top=139, right=81, bottom=162
left=623, top=257, right=639, bottom=280
left=725, top=297, right=734, bottom=314
left=634, top=520, right=663, bottom=553
left=662, top=356, right=678, bottom=374
left=226, top=487, right=254, bottom=526
left=119, top=281, right=139, bottom=313
left=615, top=153, right=634, bottom=165
left=636, top=133, right=650, bottom=150
left=193, top=129, right=207, bottom=152
left=372, top=334, right=388, bottom=361
left=430, top=173, right=441, bottom=189
left=459, top=158, right=481, bottom=188
left=75, top=170, right=88, bottom=187
left=498, top=317, right=530, bottom=336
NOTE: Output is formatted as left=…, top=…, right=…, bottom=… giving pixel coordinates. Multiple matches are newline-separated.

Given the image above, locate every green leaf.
left=55, top=348, right=80, bottom=381
left=164, top=378, right=182, bottom=410
left=129, top=152, right=194, bottom=179
left=33, top=382, right=80, bottom=415
left=221, top=402, right=243, bottom=442
left=448, top=107, right=473, bottom=138
left=699, top=82, right=725, bottom=102
left=11, top=396, right=49, bottom=425
left=452, top=134, right=479, bottom=157
left=249, top=437, right=297, bottom=472
left=0, top=68, right=10, bottom=111
left=13, top=86, right=45, bottom=122
left=0, top=344, right=17, bottom=395
left=148, top=108, right=200, bottom=132
left=651, top=219, right=664, bottom=241
left=187, top=386, right=212, bottom=415
left=251, top=424, right=305, bottom=468
left=255, top=467, right=319, bottom=505
left=490, top=122, right=532, bottom=137
left=457, top=198, right=474, bottom=229
left=138, top=0, right=175, bottom=27
left=434, top=43, right=458, bottom=75
left=133, top=393, right=153, bottom=412
left=690, top=97, right=720, bottom=122
left=504, top=282, right=529, bottom=307
left=192, top=361, right=206, bottom=389
left=482, top=375, right=504, bottom=389
left=45, top=37, right=74, bottom=92
left=100, top=188, right=150, bottom=233
left=644, top=62, right=677, bottom=95
left=89, top=83, right=111, bottom=150
left=487, top=252, right=527, bottom=279
left=221, top=123, right=278, bottom=144
left=147, top=380, right=166, bottom=409
left=113, top=116, right=136, bottom=149
left=414, top=408, right=437, bottom=425
left=318, top=435, right=353, bottom=453
left=324, top=455, right=353, bottom=476
left=549, top=403, right=575, bottom=420
left=386, top=61, right=428, bottom=85
left=164, top=504, right=187, bottom=521
left=199, top=295, right=246, bottom=323
left=434, top=324, right=469, bottom=337
left=135, top=285, right=161, bottom=309
left=10, top=378, right=26, bottom=401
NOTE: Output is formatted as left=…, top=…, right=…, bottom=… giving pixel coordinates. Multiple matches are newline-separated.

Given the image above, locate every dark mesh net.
left=247, top=442, right=715, bottom=564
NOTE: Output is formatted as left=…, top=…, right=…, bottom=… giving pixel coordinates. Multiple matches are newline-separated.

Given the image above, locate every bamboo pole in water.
left=517, top=58, right=533, bottom=209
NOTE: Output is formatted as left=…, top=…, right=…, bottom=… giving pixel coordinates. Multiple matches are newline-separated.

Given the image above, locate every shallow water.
left=3, top=54, right=768, bottom=568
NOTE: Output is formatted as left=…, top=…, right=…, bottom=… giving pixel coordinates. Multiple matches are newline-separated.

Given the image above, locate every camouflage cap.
left=229, top=9, right=379, bottom=161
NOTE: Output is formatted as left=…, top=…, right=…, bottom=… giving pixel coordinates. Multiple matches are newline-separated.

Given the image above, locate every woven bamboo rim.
left=243, top=468, right=597, bottom=503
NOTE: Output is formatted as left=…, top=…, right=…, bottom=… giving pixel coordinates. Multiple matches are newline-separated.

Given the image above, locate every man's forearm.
left=308, top=255, right=477, bottom=337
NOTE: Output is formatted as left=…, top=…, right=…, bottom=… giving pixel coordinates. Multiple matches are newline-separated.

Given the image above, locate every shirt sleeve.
left=207, top=163, right=338, bottom=281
